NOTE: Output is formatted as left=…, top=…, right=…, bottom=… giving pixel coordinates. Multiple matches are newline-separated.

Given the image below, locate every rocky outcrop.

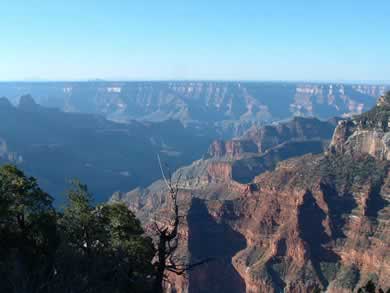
left=244, top=117, right=337, bottom=152
left=18, top=94, right=41, bottom=112
left=206, top=161, right=233, bottom=182
left=232, top=153, right=389, bottom=292
left=205, top=117, right=336, bottom=183
left=207, top=117, right=336, bottom=160
left=330, top=92, right=390, bottom=160
left=207, top=139, right=258, bottom=159
left=119, top=94, right=390, bottom=292
left=231, top=140, right=327, bottom=183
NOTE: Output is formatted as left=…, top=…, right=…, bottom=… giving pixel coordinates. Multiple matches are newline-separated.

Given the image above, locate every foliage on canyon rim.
left=0, top=164, right=155, bottom=293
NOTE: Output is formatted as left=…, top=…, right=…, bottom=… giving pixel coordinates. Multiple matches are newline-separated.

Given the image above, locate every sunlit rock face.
left=232, top=95, right=390, bottom=293
left=118, top=95, right=390, bottom=293
left=207, top=117, right=336, bottom=160
left=330, top=92, right=390, bottom=160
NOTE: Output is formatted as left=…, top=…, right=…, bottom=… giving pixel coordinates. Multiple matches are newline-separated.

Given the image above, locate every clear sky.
left=1, top=0, right=389, bottom=81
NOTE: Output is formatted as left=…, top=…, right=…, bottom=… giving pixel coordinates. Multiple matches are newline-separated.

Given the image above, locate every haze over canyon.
left=1, top=82, right=389, bottom=292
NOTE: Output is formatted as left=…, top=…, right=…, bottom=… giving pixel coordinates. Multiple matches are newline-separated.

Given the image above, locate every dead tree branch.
left=152, top=155, right=212, bottom=293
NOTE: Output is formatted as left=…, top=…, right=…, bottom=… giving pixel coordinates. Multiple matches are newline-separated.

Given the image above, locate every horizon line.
left=1, top=79, right=390, bottom=85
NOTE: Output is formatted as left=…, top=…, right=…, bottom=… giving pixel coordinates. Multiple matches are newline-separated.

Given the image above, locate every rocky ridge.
left=1, top=82, right=387, bottom=138
left=0, top=96, right=218, bottom=201
left=117, top=94, right=390, bottom=292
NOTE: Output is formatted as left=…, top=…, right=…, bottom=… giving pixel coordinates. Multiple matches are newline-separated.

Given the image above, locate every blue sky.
left=0, top=0, right=389, bottom=81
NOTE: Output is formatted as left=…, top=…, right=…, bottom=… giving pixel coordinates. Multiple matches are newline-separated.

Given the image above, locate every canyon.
left=0, top=83, right=389, bottom=291
left=117, top=93, right=390, bottom=292
left=0, top=95, right=218, bottom=201
left=1, top=81, right=387, bottom=202
left=0, top=82, right=387, bottom=138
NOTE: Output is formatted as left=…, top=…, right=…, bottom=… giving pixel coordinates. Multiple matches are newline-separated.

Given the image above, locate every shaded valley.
left=0, top=95, right=218, bottom=201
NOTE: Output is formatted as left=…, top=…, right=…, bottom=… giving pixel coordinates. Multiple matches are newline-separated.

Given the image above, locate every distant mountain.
left=0, top=82, right=387, bottom=137
left=0, top=95, right=218, bottom=202
left=116, top=94, right=390, bottom=292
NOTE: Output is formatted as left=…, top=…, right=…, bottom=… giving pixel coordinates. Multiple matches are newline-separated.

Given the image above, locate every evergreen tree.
left=0, top=164, right=58, bottom=292
left=0, top=166, right=155, bottom=292
left=56, top=179, right=155, bottom=292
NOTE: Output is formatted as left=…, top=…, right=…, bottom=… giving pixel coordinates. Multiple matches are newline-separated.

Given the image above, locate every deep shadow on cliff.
left=187, top=198, right=246, bottom=293
left=119, top=93, right=390, bottom=292
left=298, top=190, right=341, bottom=288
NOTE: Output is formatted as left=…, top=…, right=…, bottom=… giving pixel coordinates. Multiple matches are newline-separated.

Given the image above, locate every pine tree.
left=0, top=164, right=58, bottom=292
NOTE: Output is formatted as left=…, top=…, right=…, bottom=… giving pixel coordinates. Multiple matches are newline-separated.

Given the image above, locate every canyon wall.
left=118, top=94, right=390, bottom=292
left=1, top=82, right=387, bottom=137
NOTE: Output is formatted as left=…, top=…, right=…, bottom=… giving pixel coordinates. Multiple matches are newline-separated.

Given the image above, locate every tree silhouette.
left=0, top=164, right=58, bottom=292
left=152, top=156, right=212, bottom=293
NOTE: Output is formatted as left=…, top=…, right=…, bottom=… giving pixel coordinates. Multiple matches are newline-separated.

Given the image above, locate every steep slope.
left=0, top=95, right=217, bottom=201
left=231, top=153, right=389, bottom=292
left=118, top=94, right=390, bottom=292
left=329, top=93, right=390, bottom=160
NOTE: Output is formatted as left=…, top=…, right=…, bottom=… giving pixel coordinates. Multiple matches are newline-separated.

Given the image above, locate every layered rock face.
left=1, top=82, right=386, bottom=137
left=206, top=117, right=336, bottom=184
left=207, top=117, right=336, bottom=160
left=207, top=139, right=258, bottom=159
left=231, top=153, right=389, bottom=292
left=119, top=94, right=390, bottom=292
left=330, top=92, right=390, bottom=160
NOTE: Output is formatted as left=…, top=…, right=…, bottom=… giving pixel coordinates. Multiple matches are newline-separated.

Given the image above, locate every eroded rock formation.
left=117, top=94, right=390, bottom=292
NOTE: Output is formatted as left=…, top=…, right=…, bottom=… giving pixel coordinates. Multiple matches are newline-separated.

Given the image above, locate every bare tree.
left=152, top=155, right=212, bottom=293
